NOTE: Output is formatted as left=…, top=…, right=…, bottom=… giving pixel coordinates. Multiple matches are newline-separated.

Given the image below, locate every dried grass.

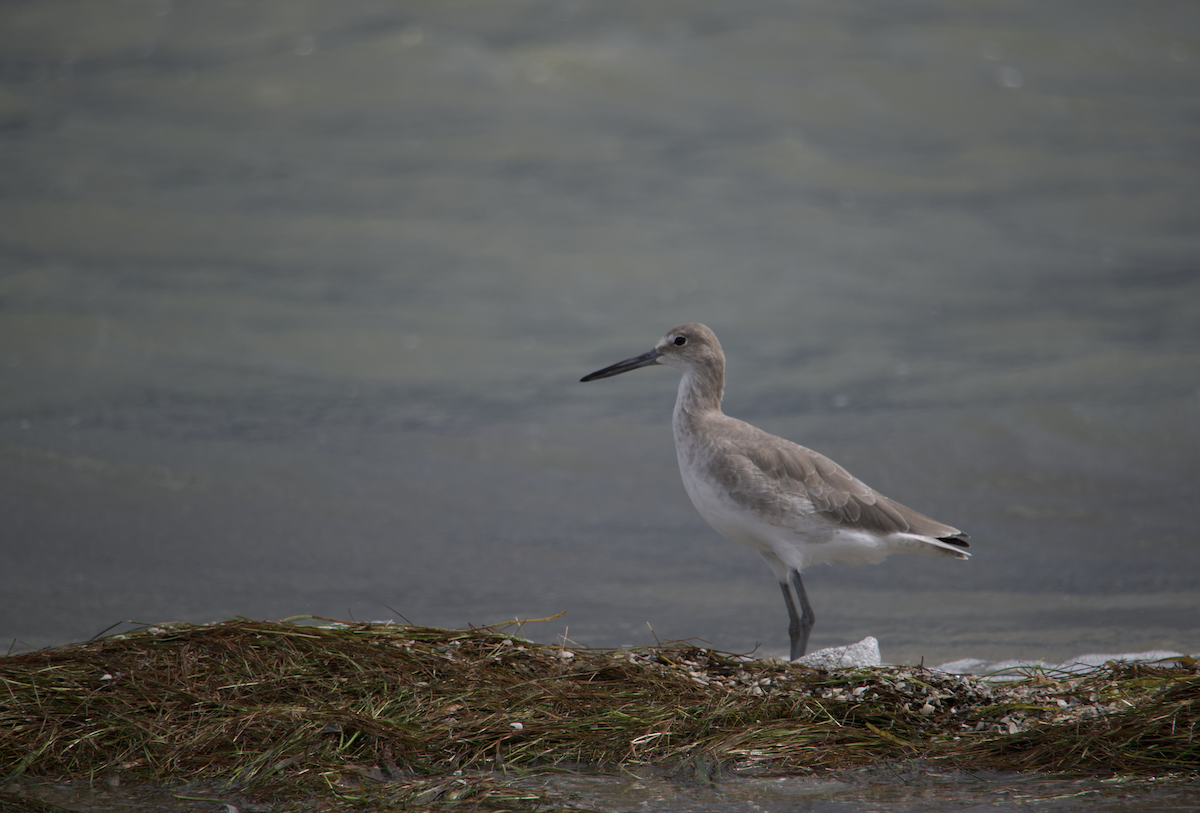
left=1, top=619, right=1196, bottom=811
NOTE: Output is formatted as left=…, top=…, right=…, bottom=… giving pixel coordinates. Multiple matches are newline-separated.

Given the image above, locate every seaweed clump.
left=1, top=619, right=1196, bottom=811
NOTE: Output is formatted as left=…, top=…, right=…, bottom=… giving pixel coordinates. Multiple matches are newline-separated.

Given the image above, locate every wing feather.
left=718, top=422, right=968, bottom=546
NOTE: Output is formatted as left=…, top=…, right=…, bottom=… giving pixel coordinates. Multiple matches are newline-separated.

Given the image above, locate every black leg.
left=779, top=569, right=815, bottom=660
left=779, top=579, right=800, bottom=656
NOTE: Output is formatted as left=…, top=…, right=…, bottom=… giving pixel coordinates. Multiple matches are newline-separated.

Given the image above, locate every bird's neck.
left=673, top=363, right=724, bottom=425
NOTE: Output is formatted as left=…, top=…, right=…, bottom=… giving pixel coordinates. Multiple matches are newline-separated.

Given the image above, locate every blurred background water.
left=1, top=0, right=1198, bottom=667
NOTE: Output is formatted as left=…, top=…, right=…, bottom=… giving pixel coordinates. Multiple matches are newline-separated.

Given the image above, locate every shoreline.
left=2, top=618, right=1197, bottom=811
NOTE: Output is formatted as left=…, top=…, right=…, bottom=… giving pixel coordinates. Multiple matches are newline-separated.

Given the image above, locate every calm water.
left=2, top=0, right=1198, bottom=675
left=21, top=769, right=1200, bottom=813
left=533, top=769, right=1200, bottom=812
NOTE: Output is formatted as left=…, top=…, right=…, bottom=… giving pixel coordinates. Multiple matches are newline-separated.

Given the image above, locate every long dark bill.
left=580, top=349, right=661, bottom=382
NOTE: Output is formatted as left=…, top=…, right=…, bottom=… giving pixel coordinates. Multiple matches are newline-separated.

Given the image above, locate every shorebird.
left=581, top=323, right=970, bottom=660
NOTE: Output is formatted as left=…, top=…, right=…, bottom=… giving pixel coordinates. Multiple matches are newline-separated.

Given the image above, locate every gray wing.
left=728, top=428, right=968, bottom=546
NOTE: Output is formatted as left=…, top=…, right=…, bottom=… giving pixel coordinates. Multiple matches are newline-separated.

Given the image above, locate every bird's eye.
left=673, top=336, right=687, bottom=346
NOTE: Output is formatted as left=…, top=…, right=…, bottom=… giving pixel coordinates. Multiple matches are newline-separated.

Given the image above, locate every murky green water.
left=1, top=0, right=1197, bottom=681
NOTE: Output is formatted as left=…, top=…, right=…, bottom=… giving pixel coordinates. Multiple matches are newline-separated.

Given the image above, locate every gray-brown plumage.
left=582, top=322, right=969, bottom=659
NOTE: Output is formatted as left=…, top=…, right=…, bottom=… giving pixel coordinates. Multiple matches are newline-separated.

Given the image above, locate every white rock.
left=934, top=657, right=988, bottom=674
left=934, top=649, right=1195, bottom=681
left=793, top=636, right=881, bottom=669
left=1061, top=650, right=1188, bottom=671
